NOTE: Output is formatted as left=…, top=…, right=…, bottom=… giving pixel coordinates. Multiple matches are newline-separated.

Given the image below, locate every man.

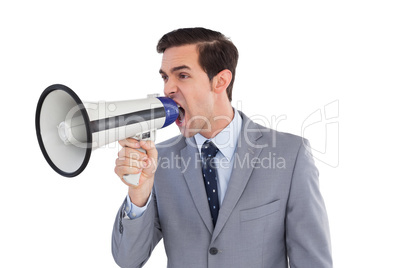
left=112, top=27, right=332, bottom=268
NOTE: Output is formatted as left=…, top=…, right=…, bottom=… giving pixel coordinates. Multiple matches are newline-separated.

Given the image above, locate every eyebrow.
left=159, top=65, right=191, bottom=75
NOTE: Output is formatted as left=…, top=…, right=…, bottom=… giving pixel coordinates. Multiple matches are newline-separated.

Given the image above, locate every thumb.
left=139, top=140, right=158, bottom=175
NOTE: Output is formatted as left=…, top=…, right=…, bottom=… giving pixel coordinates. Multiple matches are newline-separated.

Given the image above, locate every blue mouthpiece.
left=157, top=97, right=179, bottom=128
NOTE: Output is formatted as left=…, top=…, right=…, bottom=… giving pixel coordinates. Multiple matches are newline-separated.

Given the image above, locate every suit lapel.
left=179, top=112, right=265, bottom=239
left=181, top=137, right=214, bottom=234
left=212, top=112, right=264, bottom=242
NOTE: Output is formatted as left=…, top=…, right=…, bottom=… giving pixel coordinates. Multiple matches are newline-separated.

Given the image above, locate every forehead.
left=161, top=44, right=201, bottom=72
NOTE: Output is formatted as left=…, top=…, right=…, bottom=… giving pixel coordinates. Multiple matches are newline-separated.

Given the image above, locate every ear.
left=212, top=69, right=232, bottom=94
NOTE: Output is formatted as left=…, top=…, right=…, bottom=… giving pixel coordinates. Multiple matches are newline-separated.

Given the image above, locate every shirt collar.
left=193, top=108, right=242, bottom=161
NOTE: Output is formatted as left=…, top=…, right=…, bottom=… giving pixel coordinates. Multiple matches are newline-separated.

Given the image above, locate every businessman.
left=112, top=27, right=332, bottom=268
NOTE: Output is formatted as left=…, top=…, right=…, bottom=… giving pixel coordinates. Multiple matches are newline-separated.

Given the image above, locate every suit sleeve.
left=286, top=139, right=333, bottom=267
left=112, top=192, right=162, bottom=268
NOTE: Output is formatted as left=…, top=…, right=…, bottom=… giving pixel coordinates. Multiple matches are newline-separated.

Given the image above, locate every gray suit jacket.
left=112, top=111, right=332, bottom=268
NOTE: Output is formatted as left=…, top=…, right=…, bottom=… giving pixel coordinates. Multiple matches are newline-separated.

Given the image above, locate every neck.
left=200, top=102, right=234, bottom=139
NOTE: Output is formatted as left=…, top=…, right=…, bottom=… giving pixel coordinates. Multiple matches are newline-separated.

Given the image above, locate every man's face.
left=160, top=44, right=215, bottom=138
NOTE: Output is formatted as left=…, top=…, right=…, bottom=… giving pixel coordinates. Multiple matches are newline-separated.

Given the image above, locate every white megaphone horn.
left=35, top=84, right=178, bottom=185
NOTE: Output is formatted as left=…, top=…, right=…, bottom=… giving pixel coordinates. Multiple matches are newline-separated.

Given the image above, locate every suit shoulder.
left=156, top=134, right=183, bottom=147
left=239, top=110, right=307, bottom=150
left=155, top=134, right=185, bottom=156
left=254, top=122, right=306, bottom=149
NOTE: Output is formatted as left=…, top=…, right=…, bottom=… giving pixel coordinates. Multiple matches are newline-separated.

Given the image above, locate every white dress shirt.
left=193, top=109, right=242, bottom=206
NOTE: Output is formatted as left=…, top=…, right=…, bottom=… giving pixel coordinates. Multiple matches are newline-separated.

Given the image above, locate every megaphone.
left=35, top=84, right=178, bottom=185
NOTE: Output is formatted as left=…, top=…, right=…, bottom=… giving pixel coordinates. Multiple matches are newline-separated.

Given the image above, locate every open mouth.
left=177, top=105, right=185, bottom=124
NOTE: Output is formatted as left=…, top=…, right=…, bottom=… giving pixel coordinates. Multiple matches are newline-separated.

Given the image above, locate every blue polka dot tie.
left=201, top=140, right=220, bottom=227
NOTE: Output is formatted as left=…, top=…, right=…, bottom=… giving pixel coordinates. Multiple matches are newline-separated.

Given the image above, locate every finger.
left=138, top=141, right=158, bottom=176
left=118, top=147, right=148, bottom=160
left=139, top=140, right=158, bottom=161
left=114, top=165, right=142, bottom=178
left=115, top=157, right=148, bottom=169
left=118, top=138, right=141, bottom=149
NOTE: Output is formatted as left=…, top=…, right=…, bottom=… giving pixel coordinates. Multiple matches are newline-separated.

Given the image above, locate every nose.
left=164, top=78, right=178, bottom=98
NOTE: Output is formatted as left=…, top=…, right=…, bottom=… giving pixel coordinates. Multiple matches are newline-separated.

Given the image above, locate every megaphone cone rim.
left=35, top=84, right=92, bottom=177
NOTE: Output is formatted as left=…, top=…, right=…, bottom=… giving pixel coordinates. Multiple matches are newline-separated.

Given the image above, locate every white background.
left=1, top=1, right=401, bottom=267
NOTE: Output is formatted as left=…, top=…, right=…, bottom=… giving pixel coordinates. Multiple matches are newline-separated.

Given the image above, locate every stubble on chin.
left=179, top=115, right=214, bottom=138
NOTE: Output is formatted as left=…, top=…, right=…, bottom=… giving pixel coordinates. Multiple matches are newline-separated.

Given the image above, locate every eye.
left=161, top=75, right=168, bottom=82
left=179, top=73, right=189, bottom=79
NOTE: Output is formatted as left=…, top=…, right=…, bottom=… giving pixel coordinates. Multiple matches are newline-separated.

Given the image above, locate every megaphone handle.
left=122, top=148, right=145, bottom=186
left=123, top=130, right=156, bottom=186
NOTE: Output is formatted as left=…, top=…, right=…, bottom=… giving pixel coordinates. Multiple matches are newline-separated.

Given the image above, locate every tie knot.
left=201, top=140, right=219, bottom=160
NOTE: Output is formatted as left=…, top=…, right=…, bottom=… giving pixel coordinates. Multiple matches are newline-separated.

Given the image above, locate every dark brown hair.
left=157, top=27, right=239, bottom=101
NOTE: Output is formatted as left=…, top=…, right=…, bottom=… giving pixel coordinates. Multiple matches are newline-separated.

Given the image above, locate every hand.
left=115, top=138, right=158, bottom=207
